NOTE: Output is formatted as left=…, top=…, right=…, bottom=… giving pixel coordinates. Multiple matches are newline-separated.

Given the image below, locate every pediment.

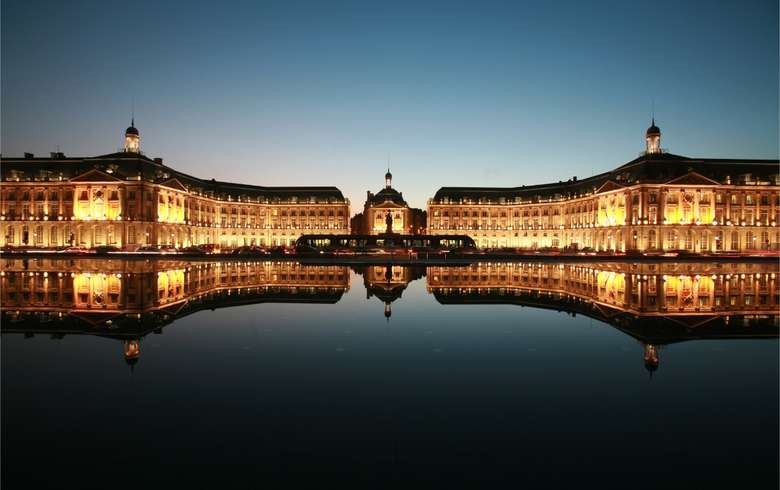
left=665, top=172, right=721, bottom=186
left=70, top=311, right=124, bottom=326
left=662, top=315, right=719, bottom=330
left=594, top=180, right=626, bottom=194
left=370, top=201, right=407, bottom=209
left=159, top=178, right=189, bottom=192
left=70, top=168, right=124, bottom=183
left=158, top=301, right=188, bottom=317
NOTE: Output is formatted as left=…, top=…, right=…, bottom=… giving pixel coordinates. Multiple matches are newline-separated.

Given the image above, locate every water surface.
left=2, top=259, right=778, bottom=488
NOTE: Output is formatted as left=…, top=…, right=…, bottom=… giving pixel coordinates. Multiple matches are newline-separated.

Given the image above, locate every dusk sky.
left=2, top=0, right=777, bottom=209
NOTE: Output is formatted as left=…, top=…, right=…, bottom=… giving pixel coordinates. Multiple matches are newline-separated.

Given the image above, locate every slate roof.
left=432, top=153, right=780, bottom=203
left=369, top=187, right=408, bottom=206
left=0, top=151, right=347, bottom=202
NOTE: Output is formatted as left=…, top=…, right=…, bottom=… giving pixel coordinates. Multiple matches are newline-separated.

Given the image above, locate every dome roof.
left=370, top=187, right=407, bottom=206
left=646, top=119, right=660, bottom=136
left=385, top=170, right=392, bottom=180
left=644, top=361, right=658, bottom=373
left=125, top=125, right=139, bottom=136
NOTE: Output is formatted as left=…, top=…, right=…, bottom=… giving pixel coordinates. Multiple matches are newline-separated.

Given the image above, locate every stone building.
left=428, top=122, right=780, bottom=252
left=355, top=169, right=426, bottom=234
left=0, top=122, right=350, bottom=249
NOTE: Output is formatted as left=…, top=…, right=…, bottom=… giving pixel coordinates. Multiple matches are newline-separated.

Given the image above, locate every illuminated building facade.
left=0, top=123, right=350, bottom=249
left=353, top=169, right=426, bottom=235
left=428, top=122, right=780, bottom=252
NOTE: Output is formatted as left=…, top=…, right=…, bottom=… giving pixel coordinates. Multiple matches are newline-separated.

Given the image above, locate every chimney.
left=24, top=152, right=34, bottom=159
left=154, top=157, right=163, bottom=164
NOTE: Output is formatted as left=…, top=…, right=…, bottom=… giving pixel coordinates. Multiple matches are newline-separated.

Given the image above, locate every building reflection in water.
left=1, top=259, right=350, bottom=369
left=360, top=264, right=425, bottom=320
left=1, top=259, right=777, bottom=372
left=427, top=262, right=779, bottom=372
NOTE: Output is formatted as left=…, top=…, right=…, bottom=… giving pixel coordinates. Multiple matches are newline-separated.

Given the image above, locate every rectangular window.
left=648, top=193, right=657, bottom=204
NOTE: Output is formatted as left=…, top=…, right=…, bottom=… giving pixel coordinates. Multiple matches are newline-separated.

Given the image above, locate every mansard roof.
left=432, top=153, right=780, bottom=203
left=369, top=187, right=408, bottom=206
left=0, top=152, right=347, bottom=202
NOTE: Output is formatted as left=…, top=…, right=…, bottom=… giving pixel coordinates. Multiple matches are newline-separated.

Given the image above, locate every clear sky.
left=2, top=0, right=777, bottom=209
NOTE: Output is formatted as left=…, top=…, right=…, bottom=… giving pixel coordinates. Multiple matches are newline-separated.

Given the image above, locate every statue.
left=385, top=211, right=393, bottom=235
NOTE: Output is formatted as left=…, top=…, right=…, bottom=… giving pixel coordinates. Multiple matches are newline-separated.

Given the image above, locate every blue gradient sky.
left=2, top=0, right=777, bottom=209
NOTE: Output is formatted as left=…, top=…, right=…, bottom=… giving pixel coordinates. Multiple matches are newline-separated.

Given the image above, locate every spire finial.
left=131, top=96, right=135, bottom=127
left=651, top=98, right=655, bottom=126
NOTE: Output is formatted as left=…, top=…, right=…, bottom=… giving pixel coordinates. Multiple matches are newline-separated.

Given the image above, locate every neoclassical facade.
left=353, top=170, right=426, bottom=235
left=428, top=122, right=780, bottom=252
left=0, top=123, right=350, bottom=249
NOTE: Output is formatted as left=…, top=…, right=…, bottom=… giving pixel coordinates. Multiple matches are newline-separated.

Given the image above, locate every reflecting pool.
left=2, top=258, right=778, bottom=488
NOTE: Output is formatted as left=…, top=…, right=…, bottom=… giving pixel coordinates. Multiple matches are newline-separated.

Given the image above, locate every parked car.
left=231, top=246, right=270, bottom=256
left=58, top=246, right=94, bottom=254
left=137, top=245, right=161, bottom=253
left=94, top=246, right=120, bottom=254
left=181, top=246, right=207, bottom=255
